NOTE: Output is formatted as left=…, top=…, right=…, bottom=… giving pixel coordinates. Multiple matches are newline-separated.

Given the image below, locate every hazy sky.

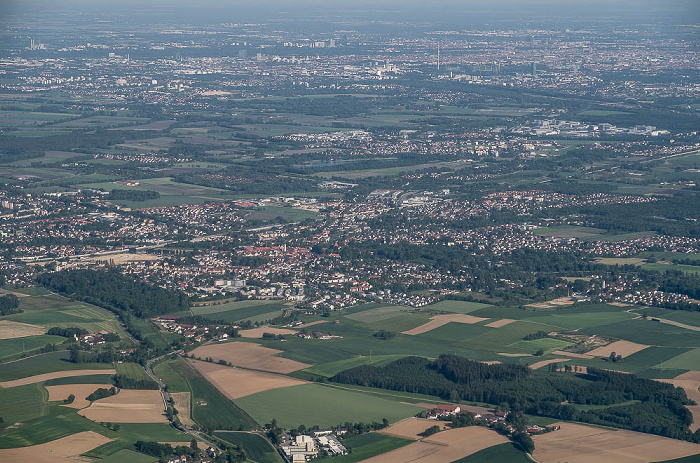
left=1, top=0, right=698, bottom=25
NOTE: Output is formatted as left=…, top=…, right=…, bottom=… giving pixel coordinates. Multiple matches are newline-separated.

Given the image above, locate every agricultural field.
left=213, top=431, right=283, bottom=463
left=358, top=426, right=510, bottom=463
left=425, top=300, right=494, bottom=314
left=453, top=443, right=531, bottom=463
left=190, top=341, right=311, bottom=373
left=78, top=389, right=167, bottom=423
left=192, top=300, right=286, bottom=323
left=235, top=383, right=425, bottom=429
left=4, top=292, right=130, bottom=342
left=151, top=356, right=256, bottom=430
left=321, top=432, right=412, bottom=463
left=0, top=351, right=115, bottom=383
left=188, top=359, right=307, bottom=399
left=532, top=422, right=700, bottom=463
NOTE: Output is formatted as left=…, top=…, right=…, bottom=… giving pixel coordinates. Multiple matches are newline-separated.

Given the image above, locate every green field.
left=656, top=348, right=700, bottom=370
left=458, top=321, right=560, bottom=352
left=43, top=374, right=116, bottom=386
left=153, top=358, right=191, bottom=393
left=345, top=305, right=410, bottom=323
left=363, top=314, right=432, bottom=332
left=303, top=355, right=410, bottom=378
left=235, top=383, right=424, bottom=429
left=97, top=449, right=156, bottom=463
left=320, top=432, right=412, bottom=463
left=6, top=293, right=130, bottom=341
left=425, top=300, right=493, bottom=314
left=192, top=300, right=286, bottom=323
left=507, top=337, right=573, bottom=354
left=0, top=351, right=115, bottom=382
left=0, top=334, right=69, bottom=359
left=0, top=383, right=48, bottom=424
left=642, top=262, right=700, bottom=275
left=583, top=319, right=700, bottom=348
left=453, top=443, right=531, bottom=463
left=153, top=356, right=256, bottom=430
left=655, top=454, right=700, bottom=463
left=115, top=362, right=152, bottom=381
left=213, top=431, right=283, bottom=463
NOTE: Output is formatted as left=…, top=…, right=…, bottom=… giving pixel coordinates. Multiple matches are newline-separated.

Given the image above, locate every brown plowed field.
left=402, top=314, right=488, bottom=335
left=191, top=341, right=310, bottom=373
left=188, top=359, right=306, bottom=399
left=378, top=417, right=449, bottom=440
left=46, top=383, right=114, bottom=409
left=238, top=327, right=297, bottom=338
left=484, top=319, right=515, bottom=328
left=533, top=422, right=700, bottom=463
left=587, top=341, right=648, bottom=358
left=78, top=389, right=167, bottom=423
left=0, top=321, right=45, bottom=340
left=170, top=391, right=195, bottom=427
left=360, top=426, right=508, bottom=463
left=0, top=431, right=112, bottom=463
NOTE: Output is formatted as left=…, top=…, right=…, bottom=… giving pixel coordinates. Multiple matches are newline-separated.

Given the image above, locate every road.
left=144, top=351, right=222, bottom=452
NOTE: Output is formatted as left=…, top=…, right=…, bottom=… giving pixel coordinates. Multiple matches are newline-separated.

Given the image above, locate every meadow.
left=321, top=432, right=412, bottom=463
left=213, top=431, right=283, bottom=463
left=235, top=383, right=424, bottom=429
left=0, top=351, right=114, bottom=382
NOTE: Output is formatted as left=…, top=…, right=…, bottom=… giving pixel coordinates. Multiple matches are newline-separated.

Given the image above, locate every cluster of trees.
left=112, top=374, right=159, bottom=390
left=68, top=345, right=120, bottom=364
left=63, top=394, right=75, bottom=404
left=86, top=386, right=117, bottom=402
left=37, top=268, right=190, bottom=318
left=373, top=330, right=396, bottom=340
left=47, top=326, right=88, bottom=338
left=0, top=294, right=21, bottom=315
left=106, top=188, right=160, bottom=201
left=331, top=354, right=699, bottom=441
left=523, top=331, right=549, bottom=341
left=135, top=440, right=200, bottom=460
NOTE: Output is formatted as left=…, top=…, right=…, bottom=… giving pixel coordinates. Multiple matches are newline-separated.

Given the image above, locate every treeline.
left=37, top=268, right=190, bottom=318
left=47, top=327, right=87, bottom=338
left=0, top=294, right=21, bottom=315
left=135, top=441, right=201, bottom=460
left=106, top=189, right=160, bottom=201
left=112, top=374, right=159, bottom=390
left=86, top=386, right=117, bottom=402
left=331, top=355, right=699, bottom=441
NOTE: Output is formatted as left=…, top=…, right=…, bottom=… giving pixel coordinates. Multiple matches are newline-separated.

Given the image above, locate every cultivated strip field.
left=191, top=341, right=311, bottom=373
left=0, top=320, right=45, bottom=339
left=78, top=389, right=167, bottom=423
left=170, top=391, right=195, bottom=427
left=0, top=368, right=117, bottom=388
left=378, top=417, right=449, bottom=440
left=46, top=383, right=114, bottom=409
left=360, top=426, right=509, bottom=463
left=532, top=422, right=700, bottom=463
left=402, top=314, right=488, bottom=335
left=0, top=431, right=112, bottom=463
left=551, top=350, right=594, bottom=359
left=238, top=327, right=297, bottom=338
left=587, top=340, right=649, bottom=357
left=188, top=359, right=306, bottom=399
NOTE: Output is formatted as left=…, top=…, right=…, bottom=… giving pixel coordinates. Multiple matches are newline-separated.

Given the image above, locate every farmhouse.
left=428, top=404, right=461, bottom=419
